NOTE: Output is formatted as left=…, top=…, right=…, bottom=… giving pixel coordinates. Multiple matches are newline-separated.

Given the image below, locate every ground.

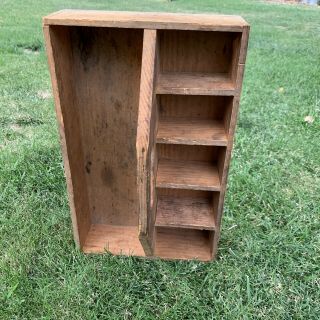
left=0, top=0, right=319, bottom=319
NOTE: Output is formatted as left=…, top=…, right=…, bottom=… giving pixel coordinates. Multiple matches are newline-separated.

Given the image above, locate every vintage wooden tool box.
left=43, top=10, right=249, bottom=261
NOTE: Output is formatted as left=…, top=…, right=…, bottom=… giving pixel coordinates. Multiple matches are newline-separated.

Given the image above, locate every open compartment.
left=156, top=30, right=242, bottom=95
left=155, top=189, right=219, bottom=230
left=156, top=144, right=226, bottom=191
left=47, top=25, right=145, bottom=255
left=155, top=227, right=213, bottom=261
left=157, top=95, right=233, bottom=146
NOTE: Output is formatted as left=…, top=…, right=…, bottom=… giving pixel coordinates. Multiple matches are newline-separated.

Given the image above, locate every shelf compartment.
left=155, top=227, right=212, bottom=261
left=156, top=72, right=235, bottom=96
left=159, top=30, right=240, bottom=75
left=156, top=159, right=220, bottom=191
left=157, top=118, right=228, bottom=146
left=156, top=195, right=215, bottom=230
left=83, top=225, right=145, bottom=256
left=157, top=30, right=241, bottom=96
left=156, top=145, right=225, bottom=191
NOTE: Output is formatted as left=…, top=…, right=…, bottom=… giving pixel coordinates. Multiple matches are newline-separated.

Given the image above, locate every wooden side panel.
left=212, top=26, right=250, bottom=257
left=223, top=97, right=234, bottom=132
left=43, top=26, right=91, bottom=247
left=136, top=29, right=158, bottom=255
left=230, top=33, right=242, bottom=82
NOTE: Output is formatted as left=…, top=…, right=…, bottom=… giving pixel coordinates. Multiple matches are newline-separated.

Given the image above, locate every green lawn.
left=0, top=0, right=319, bottom=319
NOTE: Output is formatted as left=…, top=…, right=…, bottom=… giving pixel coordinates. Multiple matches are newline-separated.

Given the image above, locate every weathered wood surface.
left=44, top=11, right=249, bottom=261
left=44, top=10, right=248, bottom=32
left=136, top=29, right=158, bottom=255
left=157, top=118, right=227, bottom=146
left=155, top=228, right=211, bottom=261
left=156, top=196, right=215, bottom=230
left=83, top=225, right=145, bottom=256
left=44, top=26, right=91, bottom=248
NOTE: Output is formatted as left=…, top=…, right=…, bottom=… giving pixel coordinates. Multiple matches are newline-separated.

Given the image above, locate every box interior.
left=49, top=25, right=145, bottom=255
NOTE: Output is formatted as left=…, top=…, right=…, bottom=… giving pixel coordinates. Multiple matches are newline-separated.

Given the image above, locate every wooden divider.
left=136, top=29, right=158, bottom=255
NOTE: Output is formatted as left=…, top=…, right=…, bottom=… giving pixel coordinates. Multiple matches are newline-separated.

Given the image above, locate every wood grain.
left=136, top=29, right=158, bottom=255
left=158, top=95, right=229, bottom=120
left=157, top=144, right=220, bottom=162
left=44, top=25, right=145, bottom=254
left=83, top=224, right=145, bottom=256
left=44, top=26, right=91, bottom=248
left=157, top=72, right=235, bottom=96
left=157, top=118, right=228, bottom=146
left=157, top=159, right=221, bottom=191
left=156, top=196, right=215, bottom=230
left=159, top=30, right=238, bottom=74
left=155, top=228, right=211, bottom=261
left=44, top=10, right=248, bottom=32
left=157, top=188, right=212, bottom=199
left=211, top=25, right=250, bottom=258
left=69, top=27, right=143, bottom=226
left=44, top=11, right=250, bottom=261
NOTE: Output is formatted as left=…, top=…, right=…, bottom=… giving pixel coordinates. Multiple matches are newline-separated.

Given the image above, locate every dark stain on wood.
left=85, top=161, right=92, bottom=174
left=75, top=27, right=98, bottom=71
left=101, top=166, right=114, bottom=187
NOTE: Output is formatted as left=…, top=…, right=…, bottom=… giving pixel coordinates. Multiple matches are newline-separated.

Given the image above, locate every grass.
left=0, top=0, right=319, bottom=318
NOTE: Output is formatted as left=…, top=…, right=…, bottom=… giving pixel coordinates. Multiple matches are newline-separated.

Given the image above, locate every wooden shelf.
left=156, top=72, right=235, bottom=96
left=83, top=225, right=145, bottom=256
left=156, top=196, right=215, bottom=230
left=157, top=118, right=228, bottom=146
left=45, top=10, right=249, bottom=261
left=156, top=159, right=221, bottom=191
left=155, top=228, right=211, bottom=261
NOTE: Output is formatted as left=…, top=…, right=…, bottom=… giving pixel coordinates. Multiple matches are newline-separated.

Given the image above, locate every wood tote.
left=43, top=10, right=249, bottom=261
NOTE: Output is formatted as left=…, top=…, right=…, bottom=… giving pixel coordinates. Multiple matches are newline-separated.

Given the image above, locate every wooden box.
left=43, top=10, right=249, bottom=261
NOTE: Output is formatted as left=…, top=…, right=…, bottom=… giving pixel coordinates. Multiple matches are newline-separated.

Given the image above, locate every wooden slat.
left=156, top=73, right=235, bottom=95
left=157, top=118, right=228, bottom=146
left=43, top=26, right=92, bottom=248
left=44, top=10, right=248, bottom=32
left=83, top=225, right=145, bottom=256
left=136, top=29, right=158, bottom=255
left=157, top=159, right=220, bottom=191
left=212, top=25, right=250, bottom=258
left=155, top=228, right=211, bottom=261
left=156, top=196, right=215, bottom=230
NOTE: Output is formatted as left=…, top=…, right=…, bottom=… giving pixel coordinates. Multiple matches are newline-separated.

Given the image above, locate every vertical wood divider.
left=136, top=29, right=158, bottom=255
left=212, top=26, right=250, bottom=258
